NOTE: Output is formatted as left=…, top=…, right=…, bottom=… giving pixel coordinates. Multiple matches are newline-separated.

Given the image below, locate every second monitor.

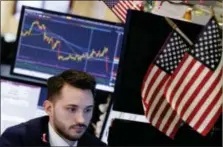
left=12, top=6, right=124, bottom=92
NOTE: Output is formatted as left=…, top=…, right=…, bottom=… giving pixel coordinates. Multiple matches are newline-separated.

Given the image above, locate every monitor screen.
left=0, top=79, right=43, bottom=134
left=12, top=6, right=124, bottom=92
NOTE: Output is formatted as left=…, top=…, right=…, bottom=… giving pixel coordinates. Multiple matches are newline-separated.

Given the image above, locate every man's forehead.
left=56, top=95, right=94, bottom=105
left=60, top=85, right=93, bottom=97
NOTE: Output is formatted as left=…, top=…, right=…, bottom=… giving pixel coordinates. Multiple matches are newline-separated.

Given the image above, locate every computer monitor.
left=12, top=6, right=124, bottom=92
left=0, top=78, right=43, bottom=134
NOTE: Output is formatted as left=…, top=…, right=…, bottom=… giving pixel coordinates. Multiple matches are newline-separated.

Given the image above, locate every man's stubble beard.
left=53, top=114, right=85, bottom=141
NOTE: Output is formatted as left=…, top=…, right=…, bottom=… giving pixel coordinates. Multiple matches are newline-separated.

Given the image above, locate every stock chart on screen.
left=13, top=7, right=124, bottom=92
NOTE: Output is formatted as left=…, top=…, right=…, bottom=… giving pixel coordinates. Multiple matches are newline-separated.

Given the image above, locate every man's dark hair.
left=47, top=69, right=96, bottom=101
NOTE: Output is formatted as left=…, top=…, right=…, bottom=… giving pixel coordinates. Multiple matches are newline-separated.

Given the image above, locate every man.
left=0, top=69, right=107, bottom=146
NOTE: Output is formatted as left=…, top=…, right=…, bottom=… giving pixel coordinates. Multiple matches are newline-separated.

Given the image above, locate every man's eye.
left=67, top=108, right=77, bottom=113
left=85, top=108, right=93, bottom=113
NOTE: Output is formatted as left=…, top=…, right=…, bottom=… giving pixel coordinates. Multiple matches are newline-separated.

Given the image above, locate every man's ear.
left=43, top=100, right=53, bottom=116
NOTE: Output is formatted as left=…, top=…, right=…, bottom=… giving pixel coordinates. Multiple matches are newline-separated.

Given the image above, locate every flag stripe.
left=166, top=112, right=181, bottom=138
left=182, top=60, right=222, bottom=121
left=174, top=64, right=206, bottom=113
left=150, top=96, right=168, bottom=126
left=141, top=65, right=157, bottom=98
left=149, top=83, right=168, bottom=120
left=165, top=54, right=192, bottom=103
left=200, top=97, right=222, bottom=135
left=153, top=101, right=170, bottom=130
left=145, top=71, right=168, bottom=116
left=144, top=68, right=181, bottom=138
left=112, top=6, right=125, bottom=22
left=188, top=70, right=222, bottom=126
left=121, top=1, right=133, bottom=10
left=162, top=108, right=180, bottom=137
left=123, top=1, right=135, bottom=10
left=159, top=105, right=173, bottom=131
left=194, top=88, right=222, bottom=134
left=145, top=81, right=181, bottom=138
left=130, top=1, right=141, bottom=11
left=172, top=60, right=201, bottom=110
left=116, top=3, right=126, bottom=17
left=119, top=1, right=129, bottom=20
left=117, top=2, right=126, bottom=13
left=144, top=68, right=162, bottom=104
left=168, top=55, right=196, bottom=108
left=119, top=1, right=128, bottom=10
left=142, top=99, right=148, bottom=114
left=169, top=119, right=181, bottom=139
left=177, top=68, right=210, bottom=115
left=112, top=8, right=122, bottom=20
left=170, top=59, right=199, bottom=109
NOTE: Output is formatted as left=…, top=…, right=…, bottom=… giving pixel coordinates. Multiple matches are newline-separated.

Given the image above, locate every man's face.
left=46, top=84, right=94, bottom=141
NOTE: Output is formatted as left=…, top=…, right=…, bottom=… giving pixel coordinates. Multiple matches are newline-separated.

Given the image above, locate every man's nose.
left=75, top=111, right=85, bottom=124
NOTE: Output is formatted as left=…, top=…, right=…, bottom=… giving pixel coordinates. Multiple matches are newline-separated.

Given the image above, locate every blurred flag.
left=164, top=16, right=222, bottom=136
left=103, top=0, right=143, bottom=23
left=141, top=29, right=190, bottom=138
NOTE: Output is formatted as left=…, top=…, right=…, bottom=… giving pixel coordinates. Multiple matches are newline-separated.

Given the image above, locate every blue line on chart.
left=17, top=58, right=70, bottom=70
left=20, top=43, right=114, bottom=63
left=17, top=58, right=108, bottom=78
left=47, top=31, right=88, bottom=53
left=22, top=31, right=82, bottom=54
left=22, top=24, right=88, bottom=53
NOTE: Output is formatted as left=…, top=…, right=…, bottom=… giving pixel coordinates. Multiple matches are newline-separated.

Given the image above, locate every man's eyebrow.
left=67, top=104, right=78, bottom=107
left=66, top=104, right=94, bottom=108
left=85, top=105, right=94, bottom=109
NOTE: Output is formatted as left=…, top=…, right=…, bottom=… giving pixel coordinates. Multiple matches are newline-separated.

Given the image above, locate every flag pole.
left=164, top=17, right=193, bottom=46
left=210, top=6, right=215, bottom=17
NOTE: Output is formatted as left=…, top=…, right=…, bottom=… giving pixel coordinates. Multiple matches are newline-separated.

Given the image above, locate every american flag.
left=164, top=16, right=222, bottom=136
left=103, top=0, right=143, bottom=23
left=141, top=30, right=190, bottom=138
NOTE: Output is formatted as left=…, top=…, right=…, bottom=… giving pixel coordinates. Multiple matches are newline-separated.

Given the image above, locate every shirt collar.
left=48, top=123, right=78, bottom=147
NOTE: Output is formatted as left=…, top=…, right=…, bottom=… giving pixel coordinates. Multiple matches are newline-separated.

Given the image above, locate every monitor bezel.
left=11, top=5, right=124, bottom=92
left=1, top=76, right=47, bottom=88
